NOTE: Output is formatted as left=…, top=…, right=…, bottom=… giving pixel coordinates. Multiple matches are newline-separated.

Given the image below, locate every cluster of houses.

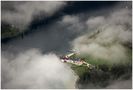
left=60, top=53, right=85, bottom=66
left=60, top=58, right=84, bottom=65
left=60, top=52, right=94, bottom=68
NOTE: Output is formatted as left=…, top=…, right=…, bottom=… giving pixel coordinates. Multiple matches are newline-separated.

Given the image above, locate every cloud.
left=62, top=15, right=79, bottom=24
left=86, top=16, right=105, bottom=29
left=72, top=8, right=132, bottom=65
left=58, top=15, right=86, bottom=34
left=106, top=78, right=132, bottom=89
left=1, top=1, right=66, bottom=30
left=2, top=49, right=77, bottom=89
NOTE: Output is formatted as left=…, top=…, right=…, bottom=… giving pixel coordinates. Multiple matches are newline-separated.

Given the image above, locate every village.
left=60, top=53, right=94, bottom=68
